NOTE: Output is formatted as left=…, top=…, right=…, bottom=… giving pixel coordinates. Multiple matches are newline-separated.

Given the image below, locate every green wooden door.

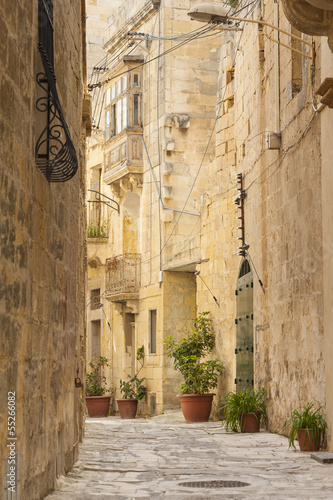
left=235, top=259, right=254, bottom=393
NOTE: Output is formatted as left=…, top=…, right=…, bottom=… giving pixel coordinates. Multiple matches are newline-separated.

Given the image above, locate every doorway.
left=235, top=259, right=254, bottom=393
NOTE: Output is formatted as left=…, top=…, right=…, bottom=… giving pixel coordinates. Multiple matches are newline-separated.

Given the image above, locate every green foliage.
left=120, top=345, right=147, bottom=401
left=86, top=356, right=111, bottom=396
left=227, top=0, right=239, bottom=7
left=283, top=402, right=328, bottom=449
left=87, top=218, right=109, bottom=238
left=120, top=376, right=147, bottom=401
left=164, top=312, right=224, bottom=395
left=218, top=388, right=266, bottom=432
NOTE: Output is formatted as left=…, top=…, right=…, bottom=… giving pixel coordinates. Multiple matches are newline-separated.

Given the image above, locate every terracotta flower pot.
left=177, top=393, right=215, bottom=423
left=298, top=429, right=321, bottom=451
left=240, top=412, right=261, bottom=432
left=86, top=396, right=111, bottom=417
left=116, top=398, right=138, bottom=419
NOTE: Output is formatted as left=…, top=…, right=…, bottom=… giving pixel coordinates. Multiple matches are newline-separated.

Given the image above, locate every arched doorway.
left=235, top=258, right=254, bottom=393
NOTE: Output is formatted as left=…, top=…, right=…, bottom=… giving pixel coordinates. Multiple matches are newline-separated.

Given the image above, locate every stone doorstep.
left=311, top=452, right=333, bottom=464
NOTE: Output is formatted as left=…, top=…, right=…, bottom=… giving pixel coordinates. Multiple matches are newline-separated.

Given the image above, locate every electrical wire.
left=88, top=25, right=221, bottom=90
left=91, top=0, right=264, bottom=271
left=156, top=20, right=247, bottom=256
left=244, top=105, right=324, bottom=192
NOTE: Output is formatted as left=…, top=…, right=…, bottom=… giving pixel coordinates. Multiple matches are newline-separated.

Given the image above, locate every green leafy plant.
left=87, top=218, right=109, bottom=238
left=164, top=312, right=224, bottom=395
left=86, top=356, right=111, bottom=396
left=218, top=388, right=266, bottom=432
left=283, top=402, right=328, bottom=449
left=120, top=346, right=147, bottom=401
left=227, top=0, right=239, bottom=8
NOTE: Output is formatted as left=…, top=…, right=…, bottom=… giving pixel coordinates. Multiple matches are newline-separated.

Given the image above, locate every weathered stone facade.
left=0, top=0, right=88, bottom=498
left=199, top=0, right=333, bottom=447
left=280, top=0, right=333, bottom=454
left=86, top=0, right=333, bottom=451
left=86, top=0, right=220, bottom=416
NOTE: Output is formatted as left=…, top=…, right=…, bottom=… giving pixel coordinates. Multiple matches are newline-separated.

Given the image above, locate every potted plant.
left=218, top=388, right=266, bottom=432
left=85, top=356, right=112, bottom=417
left=116, top=346, right=147, bottom=419
left=164, top=312, right=224, bottom=422
left=283, top=402, right=328, bottom=451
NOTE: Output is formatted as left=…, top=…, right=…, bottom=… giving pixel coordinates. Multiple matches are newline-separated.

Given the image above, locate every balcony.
left=103, top=131, right=143, bottom=188
left=105, top=253, right=141, bottom=302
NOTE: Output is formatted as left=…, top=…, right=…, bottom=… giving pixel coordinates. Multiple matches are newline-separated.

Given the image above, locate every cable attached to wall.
left=241, top=244, right=265, bottom=293
left=194, top=270, right=220, bottom=307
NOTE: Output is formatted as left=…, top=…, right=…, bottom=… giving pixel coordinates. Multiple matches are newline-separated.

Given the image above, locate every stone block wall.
left=0, top=0, right=87, bottom=497
left=199, top=0, right=327, bottom=434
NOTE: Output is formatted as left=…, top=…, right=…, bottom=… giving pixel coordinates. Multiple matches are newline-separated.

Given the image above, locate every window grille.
left=35, top=0, right=78, bottom=182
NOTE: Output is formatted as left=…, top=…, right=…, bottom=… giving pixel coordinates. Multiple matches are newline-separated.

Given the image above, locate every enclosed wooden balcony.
left=105, top=253, right=141, bottom=302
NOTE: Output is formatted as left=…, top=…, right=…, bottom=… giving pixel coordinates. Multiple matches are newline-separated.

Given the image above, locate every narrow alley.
left=46, top=413, right=333, bottom=499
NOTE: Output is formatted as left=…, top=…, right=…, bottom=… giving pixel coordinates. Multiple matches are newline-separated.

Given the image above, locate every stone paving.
left=46, top=411, right=333, bottom=499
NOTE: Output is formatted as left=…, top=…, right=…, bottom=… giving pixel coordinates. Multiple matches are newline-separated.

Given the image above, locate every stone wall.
left=86, top=0, right=221, bottom=416
left=0, top=0, right=87, bottom=497
left=199, top=0, right=328, bottom=435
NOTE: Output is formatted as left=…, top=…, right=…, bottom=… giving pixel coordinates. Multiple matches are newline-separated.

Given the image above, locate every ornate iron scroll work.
left=35, top=0, right=78, bottom=182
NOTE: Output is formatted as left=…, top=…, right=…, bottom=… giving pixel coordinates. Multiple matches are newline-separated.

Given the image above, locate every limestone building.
left=195, top=0, right=333, bottom=450
left=87, top=0, right=333, bottom=451
left=0, top=0, right=89, bottom=498
left=86, top=0, right=221, bottom=415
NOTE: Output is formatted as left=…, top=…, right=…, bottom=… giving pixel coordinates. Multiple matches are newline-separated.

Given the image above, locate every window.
left=106, top=87, right=111, bottom=106
left=116, top=99, right=122, bottom=134
left=116, top=79, right=121, bottom=96
left=90, top=289, right=100, bottom=310
left=104, top=70, right=142, bottom=141
left=133, top=95, right=139, bottom=125
left=291, top=27, right=303, bottom=97
left=122, top=97, right=127, bottom=129
left=111, top=104, right=116, bottom=136
left=149, top=310, right=157, bottom=354
left=105, top=110, right=110, bottom=141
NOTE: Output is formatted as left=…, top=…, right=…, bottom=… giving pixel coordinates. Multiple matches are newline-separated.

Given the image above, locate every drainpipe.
left=274, top=0, right=280, bottom=134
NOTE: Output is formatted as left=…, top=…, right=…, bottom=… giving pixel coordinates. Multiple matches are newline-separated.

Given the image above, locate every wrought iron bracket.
left=35, top=66, right=78, bottom=182
left=88, top=189, right=120, bottom=213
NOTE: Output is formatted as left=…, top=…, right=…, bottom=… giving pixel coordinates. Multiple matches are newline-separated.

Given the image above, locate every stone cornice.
left=281, top=0, right=333, bottom=51
left=103, top=0, right=160, bottom=54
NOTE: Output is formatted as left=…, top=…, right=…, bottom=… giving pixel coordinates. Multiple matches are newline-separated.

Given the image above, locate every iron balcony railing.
left=105, top=254, right=141, bottom=301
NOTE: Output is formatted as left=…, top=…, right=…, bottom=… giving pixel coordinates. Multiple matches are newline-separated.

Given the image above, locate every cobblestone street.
left=46, top=412, right=333, bottom=499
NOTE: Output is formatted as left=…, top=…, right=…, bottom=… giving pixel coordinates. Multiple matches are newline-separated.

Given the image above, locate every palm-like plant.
left=218, top=388, right=266, bottom=432
left=283, top=402, right=328, bottom=449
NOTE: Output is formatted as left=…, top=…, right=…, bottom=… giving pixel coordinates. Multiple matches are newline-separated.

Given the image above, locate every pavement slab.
left=45, top=413, right=333, bottom=499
